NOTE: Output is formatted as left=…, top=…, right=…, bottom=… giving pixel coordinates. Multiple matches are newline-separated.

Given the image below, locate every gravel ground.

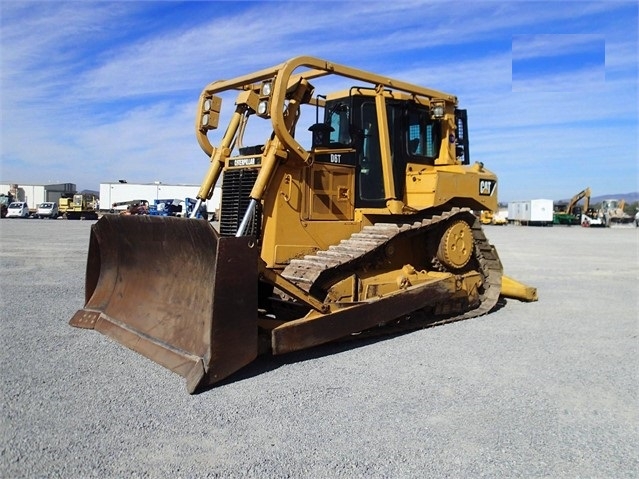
left=1, top=218, right=637, bottom=478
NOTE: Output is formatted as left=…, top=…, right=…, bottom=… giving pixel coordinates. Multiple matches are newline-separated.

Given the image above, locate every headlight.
left=257, top=100, right=269, bottom=116
left=199, top=95, right=221, bottom=130
left=261, top=81, right=272, bottom=97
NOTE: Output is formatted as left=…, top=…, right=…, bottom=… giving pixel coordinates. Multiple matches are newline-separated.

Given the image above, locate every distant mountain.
left=557, top=192, right=638, bottom=205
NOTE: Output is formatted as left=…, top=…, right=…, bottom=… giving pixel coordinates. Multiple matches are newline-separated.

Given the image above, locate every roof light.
left=257, top=100, right=269, bottom=116
left=261, top=81, right=272, bottom=97
left=431, top=102, right=445, bottom=119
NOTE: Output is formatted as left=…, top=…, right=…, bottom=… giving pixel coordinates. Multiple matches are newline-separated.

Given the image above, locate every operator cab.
left=310, top=92, right=468, bottom=209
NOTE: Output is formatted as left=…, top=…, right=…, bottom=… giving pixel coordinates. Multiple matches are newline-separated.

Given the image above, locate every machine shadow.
left=200, top=298, right=509, bottom=393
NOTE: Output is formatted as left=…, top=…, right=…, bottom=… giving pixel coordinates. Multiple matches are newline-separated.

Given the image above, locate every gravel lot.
left=1, top=218, right=637, bottom=478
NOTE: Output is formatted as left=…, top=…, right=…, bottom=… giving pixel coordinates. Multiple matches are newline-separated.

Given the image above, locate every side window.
left=407, top=109, right=440, bottom=161
left=327, top=103, right=351, bottom=146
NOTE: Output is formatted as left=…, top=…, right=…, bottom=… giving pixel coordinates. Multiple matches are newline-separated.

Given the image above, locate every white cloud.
left=512, top=34, right=605, bottom=60
left=1, top=1, right=636, bottom=201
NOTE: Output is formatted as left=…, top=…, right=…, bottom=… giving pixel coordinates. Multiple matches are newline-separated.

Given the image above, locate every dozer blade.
left=69, top=215, right=258, bottom=393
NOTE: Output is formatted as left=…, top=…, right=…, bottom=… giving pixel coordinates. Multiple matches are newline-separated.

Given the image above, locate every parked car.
left=36, top=202, right=59, bottom=219
left=6, top=202, right=30, bottom=218
left=635, top=210, right=639, bottom=227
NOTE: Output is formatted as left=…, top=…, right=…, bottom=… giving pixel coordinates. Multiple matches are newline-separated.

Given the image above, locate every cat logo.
left=479, top=179, right=496, bottom=196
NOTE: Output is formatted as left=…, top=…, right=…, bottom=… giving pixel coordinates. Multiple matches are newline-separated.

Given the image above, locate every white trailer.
left=0, top=184, right=43, bottom=212
left=507, top=199, right=554, bottom=226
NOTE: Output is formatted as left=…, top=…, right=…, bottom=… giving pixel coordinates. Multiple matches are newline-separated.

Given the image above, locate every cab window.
left=327, top=102, right=351, bottom=146
left=406, top=108, right=440, bottom=162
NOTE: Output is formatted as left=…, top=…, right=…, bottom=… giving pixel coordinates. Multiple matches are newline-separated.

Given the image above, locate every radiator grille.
left=220, top=168, right=261, bottom=237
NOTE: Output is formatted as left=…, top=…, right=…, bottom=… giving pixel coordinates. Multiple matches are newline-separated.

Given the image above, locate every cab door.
left=306, top=150, right=356, bottom=221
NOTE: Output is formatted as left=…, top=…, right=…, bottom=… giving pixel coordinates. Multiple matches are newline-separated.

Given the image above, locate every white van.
left=36, top=202, right=59, bottom=219
left=6, top=202, right=30, bottom=218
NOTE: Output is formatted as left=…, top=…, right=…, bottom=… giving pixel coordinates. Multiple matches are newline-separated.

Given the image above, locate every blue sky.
left=1, top=1, right=637, bottom=202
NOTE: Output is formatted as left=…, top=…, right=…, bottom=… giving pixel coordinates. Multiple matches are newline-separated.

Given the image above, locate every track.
left=281, top=208, right=503, bottom=332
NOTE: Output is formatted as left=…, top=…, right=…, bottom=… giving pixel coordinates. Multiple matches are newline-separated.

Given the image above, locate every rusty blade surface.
left=69, top=215, right=258, bottom=393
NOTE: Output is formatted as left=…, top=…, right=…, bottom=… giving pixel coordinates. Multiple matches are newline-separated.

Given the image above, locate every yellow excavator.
left=553, top=187, right=591, bottom=225
left=70, top=57, right=537, bottom=393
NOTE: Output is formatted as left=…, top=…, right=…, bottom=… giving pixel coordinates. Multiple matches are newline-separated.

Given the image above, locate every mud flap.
left=70, top=215, right=258, bottom=393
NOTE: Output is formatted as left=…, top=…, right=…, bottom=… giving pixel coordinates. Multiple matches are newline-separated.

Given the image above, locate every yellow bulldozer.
left=70, top=57, right=537, bottom=393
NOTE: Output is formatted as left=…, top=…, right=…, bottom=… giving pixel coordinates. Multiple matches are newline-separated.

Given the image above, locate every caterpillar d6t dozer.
left=70, top=57, right=537, bottom=393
